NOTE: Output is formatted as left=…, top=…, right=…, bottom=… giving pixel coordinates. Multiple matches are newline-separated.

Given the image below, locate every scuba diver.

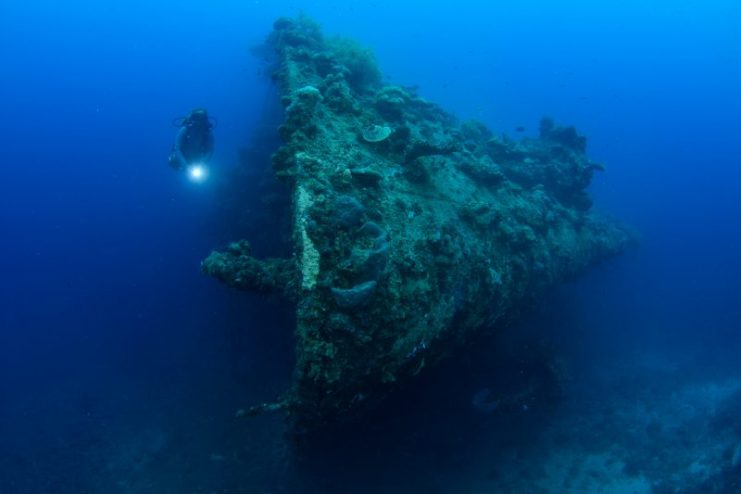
left=168, top=108, right=215, bottom=172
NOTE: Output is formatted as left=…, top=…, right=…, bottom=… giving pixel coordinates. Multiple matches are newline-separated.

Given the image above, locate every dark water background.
left=1, top=1, right=740, bottom=492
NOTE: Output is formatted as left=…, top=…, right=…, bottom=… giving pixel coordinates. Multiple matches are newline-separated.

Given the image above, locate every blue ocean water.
left=1, top=1, right=740, bottom=492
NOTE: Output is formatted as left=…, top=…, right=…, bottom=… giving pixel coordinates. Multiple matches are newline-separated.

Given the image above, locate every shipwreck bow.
left=203, top=15, right=634, bottom=430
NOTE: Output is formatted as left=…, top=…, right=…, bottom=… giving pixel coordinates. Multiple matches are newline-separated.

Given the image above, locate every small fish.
left=514, top=126, right=526, bottom=133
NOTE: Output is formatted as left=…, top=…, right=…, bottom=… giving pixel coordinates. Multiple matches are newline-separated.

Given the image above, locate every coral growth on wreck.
left=202, top=15, right=634, bottom=430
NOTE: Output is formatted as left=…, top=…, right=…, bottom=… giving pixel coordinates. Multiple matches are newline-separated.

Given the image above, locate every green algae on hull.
left=202, top=15, right=635, bottom=430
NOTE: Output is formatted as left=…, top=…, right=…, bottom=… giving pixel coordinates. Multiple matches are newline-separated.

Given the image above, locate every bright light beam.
left=187, top=163, right=208, bottom=183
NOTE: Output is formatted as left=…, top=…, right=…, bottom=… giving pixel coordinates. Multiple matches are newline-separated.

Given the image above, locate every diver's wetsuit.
left=169, top=110, right=214, bottom=171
